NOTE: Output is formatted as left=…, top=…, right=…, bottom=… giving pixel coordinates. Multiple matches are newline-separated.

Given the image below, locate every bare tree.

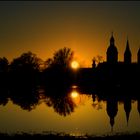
left=45, top=47, right=74, bottom=69
left=92, top=55, right=104, bottom=68
left=0, top=57, right=9, bottom=72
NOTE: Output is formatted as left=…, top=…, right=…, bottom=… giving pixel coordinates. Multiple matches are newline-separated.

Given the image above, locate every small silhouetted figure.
left=106, top=33, right=118, bottom=64
left=137, top=48, right=140, bottom=64
left=92, top=59, right=96, bottom=68
left=124, top=98, right=131, bottom=126
left=106, top=97, right=118, bottom=132
left=124, top=39, right=131, bottom=64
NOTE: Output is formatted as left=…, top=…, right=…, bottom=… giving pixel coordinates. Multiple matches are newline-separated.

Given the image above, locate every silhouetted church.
left=77, top=33, right=140, bottom=90
left=106, top=33, right=139, bottom=64
left=106, top=33, right=118, bottom=64
left=95, top=33, right=140, bottom=88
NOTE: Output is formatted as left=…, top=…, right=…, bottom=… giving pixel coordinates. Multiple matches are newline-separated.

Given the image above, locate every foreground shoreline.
left=0, top=132, right=140, bottom=139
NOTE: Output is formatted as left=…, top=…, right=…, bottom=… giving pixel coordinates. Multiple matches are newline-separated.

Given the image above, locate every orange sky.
left=0, top=1, right=140, bottom=67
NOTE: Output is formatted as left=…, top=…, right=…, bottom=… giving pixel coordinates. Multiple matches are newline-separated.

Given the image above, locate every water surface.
left=0, top=86, right=140, bottom=136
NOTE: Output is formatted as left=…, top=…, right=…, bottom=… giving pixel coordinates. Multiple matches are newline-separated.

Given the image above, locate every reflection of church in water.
left=106, top=97, right=131, bottom=131
left=94, top=33, right=140, bottom=131
left=93, top=95, right=140, bottom=132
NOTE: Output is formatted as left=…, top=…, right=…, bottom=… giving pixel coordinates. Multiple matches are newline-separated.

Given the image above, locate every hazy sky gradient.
left=0, top=1, right=140, bottom=67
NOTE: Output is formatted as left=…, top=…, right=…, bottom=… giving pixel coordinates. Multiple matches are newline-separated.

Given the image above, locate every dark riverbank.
left=0, top=132, right=140, bottom=140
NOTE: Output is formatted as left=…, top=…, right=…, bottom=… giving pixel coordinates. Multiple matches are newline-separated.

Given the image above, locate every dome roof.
left=107, top=33, right=118, bottom=55
left=107, top=45, right=118, bottom=55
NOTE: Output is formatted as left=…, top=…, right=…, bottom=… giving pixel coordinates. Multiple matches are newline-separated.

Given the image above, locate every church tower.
left=124, top=39, right=131, bottom=64
left=106, top=33, right=118, bottom=64
left=137, top=48, right=140, bottom=64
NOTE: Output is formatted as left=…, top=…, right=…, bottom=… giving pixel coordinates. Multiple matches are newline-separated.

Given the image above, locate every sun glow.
left=71, top=91, right=79, bottom=98
left=71, top=61, right=79, bottom=69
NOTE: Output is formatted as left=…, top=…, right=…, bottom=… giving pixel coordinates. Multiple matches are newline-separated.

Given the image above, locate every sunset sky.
left=0, top=1, right=140, bottom=67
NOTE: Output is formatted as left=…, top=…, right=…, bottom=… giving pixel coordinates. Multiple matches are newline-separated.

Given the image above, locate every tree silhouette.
left=92, top=55, right=104, bottom=67
left=10, top=51, right=42, bottom=73
left=45, top=47, right=74, bottom=69
left=0, top=57, right=9, bottom=72
left=0, top=57, right=9, bottom=87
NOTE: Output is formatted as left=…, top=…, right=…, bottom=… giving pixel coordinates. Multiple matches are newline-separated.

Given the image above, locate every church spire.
left=124, top=38, right=131, bottom=64
left=125, top=39, right=130, bottom=53
left=110, top=32, right=115, bottom=46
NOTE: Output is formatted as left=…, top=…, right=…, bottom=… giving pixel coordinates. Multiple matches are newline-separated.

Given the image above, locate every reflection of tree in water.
left=46, top=85, right=91, bottom=116
left=92, top=94, right=103, bottom=110
left=43, top=85, right=76, bottom=116
left=10, top=85, right=41, bottom=111
left=44, top=85, right=92, bottom=116
left=45, top=95, right=76, bottom=116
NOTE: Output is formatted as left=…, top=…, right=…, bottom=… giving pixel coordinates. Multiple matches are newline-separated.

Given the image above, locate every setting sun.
left=71, top=61, right=79, bottom=69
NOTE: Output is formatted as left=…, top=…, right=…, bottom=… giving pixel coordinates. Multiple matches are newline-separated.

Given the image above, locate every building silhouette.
left=94, top=33, right=140, bottom=89
left=124, top=39, right=132, bottom=64
left=100, top=33, right=140, bottom=65
left=106, top=33, right=118, bottom=64
left=137, top=48, right=140, bottom=64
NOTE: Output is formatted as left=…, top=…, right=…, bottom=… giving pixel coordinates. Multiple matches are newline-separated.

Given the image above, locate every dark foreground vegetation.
left=0, top=132, right=140, bottom=139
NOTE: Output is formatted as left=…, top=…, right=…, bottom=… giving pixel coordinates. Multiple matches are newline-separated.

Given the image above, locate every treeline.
left=0, top=47, right=77, bottom=91
left=0, top=47, right=74, bottom=73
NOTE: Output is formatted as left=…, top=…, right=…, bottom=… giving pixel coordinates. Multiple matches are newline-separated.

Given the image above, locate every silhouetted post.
left=92, top=59, right=96, bottom=68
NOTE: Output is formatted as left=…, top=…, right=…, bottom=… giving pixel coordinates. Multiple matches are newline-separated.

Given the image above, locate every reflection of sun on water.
left=71, top=91, right=79, bottom=98
left=70, top=87, right=91, bottom=106
left=70, top=90, right=80, bottom=105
